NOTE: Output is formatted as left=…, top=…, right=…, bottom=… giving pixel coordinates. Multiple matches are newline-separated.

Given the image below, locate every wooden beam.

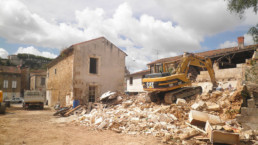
left=64, top=105, right=81, bottom=117
left=185, top=122, right=207, bottom=134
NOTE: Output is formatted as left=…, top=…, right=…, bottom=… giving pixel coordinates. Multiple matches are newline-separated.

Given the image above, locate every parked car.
left=10, top=97, right=24, bottom=104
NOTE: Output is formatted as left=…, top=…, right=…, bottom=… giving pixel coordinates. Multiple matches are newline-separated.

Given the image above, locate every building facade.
left=126, top=70, right=149, bottom=93
left=30, top=71, right=46, bottom=91
left=46, top=37, right=127, bottom=106
left=0, top=66, right=21, bottom=99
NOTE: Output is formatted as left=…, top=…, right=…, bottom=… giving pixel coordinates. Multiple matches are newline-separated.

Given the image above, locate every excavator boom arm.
left=176, top=53, right=217, bottom=88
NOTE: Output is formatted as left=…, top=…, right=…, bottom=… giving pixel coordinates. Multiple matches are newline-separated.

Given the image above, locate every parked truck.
left=23, top=90, right=44, bottom=109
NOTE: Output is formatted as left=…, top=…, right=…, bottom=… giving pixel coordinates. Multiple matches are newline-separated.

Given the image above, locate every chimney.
left=238, top=36, right=244, bottom=49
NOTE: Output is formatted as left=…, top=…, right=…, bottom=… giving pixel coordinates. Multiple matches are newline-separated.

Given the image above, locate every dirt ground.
left=0, top=104, right=163, bottom=145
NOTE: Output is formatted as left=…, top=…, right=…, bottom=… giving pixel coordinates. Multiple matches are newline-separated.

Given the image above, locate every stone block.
left=205, top=121, right=239, bottom=145
left=176, top=98, right=186, bottom=106
left=189, top=110, right=224, bottom=127
left=248, top=99, right=256, bottom=108
left=207, top=104, right=220, bottom=111
left=236, top=115, right=258, bottom=124
left=241, top=107, right=258, bottom=116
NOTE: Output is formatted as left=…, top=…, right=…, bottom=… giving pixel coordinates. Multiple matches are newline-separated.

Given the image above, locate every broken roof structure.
left=148, top=37, right=258, bottom=69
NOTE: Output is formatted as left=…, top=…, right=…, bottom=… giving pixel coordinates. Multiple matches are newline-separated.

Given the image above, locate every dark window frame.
left=89, top=86, right=96, bottom=102
left=129, top=77, right=133, bottom=85
left=89, top=57, right=98, bottom=74
left=41, top=77, right=45, bottom=86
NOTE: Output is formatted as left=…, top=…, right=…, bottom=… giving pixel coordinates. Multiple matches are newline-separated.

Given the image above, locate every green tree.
left=0, top=57, right=3, bottom=65
left=227, top=0, right=258, bottom=43
left=248, top=24, right=258, bottom=44
left=227, top=0, right=257, bottom=16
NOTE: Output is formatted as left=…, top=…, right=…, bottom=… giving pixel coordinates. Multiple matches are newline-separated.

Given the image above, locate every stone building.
left=46, top=37, right=127, bottom=106
left=0, top=66, right=21, bottom=99
left=30, top=70, right=46, bottom=91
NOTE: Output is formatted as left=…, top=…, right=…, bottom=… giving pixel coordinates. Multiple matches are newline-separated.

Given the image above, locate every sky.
left=0, top=0, right=257, bottom=73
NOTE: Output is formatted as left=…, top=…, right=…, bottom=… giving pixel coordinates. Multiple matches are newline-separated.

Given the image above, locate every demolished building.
left=46, top=37, right=127, bottom=106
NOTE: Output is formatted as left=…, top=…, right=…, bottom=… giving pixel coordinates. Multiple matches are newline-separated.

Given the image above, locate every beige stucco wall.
left=126, top=75, right=145, bottom=92
left=73, top=38, right=126, bottom=104
left=46, top=53, right=74, bottom=106
left=30, top=75, right=46, bottom=91
left=30, top=76, right=36, bottom=90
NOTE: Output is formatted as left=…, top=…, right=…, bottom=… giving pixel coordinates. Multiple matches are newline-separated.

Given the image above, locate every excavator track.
left=164, top=86, right=202, bottom=104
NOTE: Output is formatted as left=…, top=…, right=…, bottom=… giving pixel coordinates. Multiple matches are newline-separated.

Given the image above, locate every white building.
left=126, top=70, right=149, bottom=93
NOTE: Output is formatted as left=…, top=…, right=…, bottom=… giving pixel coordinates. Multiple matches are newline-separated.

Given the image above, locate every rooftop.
left=148, top=44, right=258, bottom=65
left=48, top=37, right=127, bottom=68
left=0, top=66, right=21, bottom=74
left=129, top=69, right=150, bottom=76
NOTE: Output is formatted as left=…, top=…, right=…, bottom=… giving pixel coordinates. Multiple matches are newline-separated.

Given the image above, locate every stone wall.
left=73, top=37, right=126, bottom=104
left=46, top=53, right=74, bottom=106
left=196, top=64, right=245, bottom=82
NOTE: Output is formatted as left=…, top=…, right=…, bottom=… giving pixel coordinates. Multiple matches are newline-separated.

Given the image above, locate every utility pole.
left=156, top=49, right=159, bottom=60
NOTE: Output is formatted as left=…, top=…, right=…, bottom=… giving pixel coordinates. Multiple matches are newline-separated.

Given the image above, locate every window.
left=89, top=86, right=96, bottom=102
left=12, top=81, right=17, bottom=88
left=41, top=78, right=45, bottom=86
left=55, top=69, right=57, bottom=74
left=130, top=77, right=133, bottom=85
left=3, top=80, right=8, bottom=88
left=89, top=58, right=98, bottom=74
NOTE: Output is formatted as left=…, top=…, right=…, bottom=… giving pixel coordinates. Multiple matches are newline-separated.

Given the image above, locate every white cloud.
left=155, top=0, right=244, bottom=37
left=218, top=34, right=255, bottom=49
left=74, top=3, right=199, bottom=72
left=15, top=46, right=57, bottom=58
left=243, top=34, right=256, bottom=45
left=0, top=48, right=9, bottom=59
left=0, top=0, right=257, bottom=73
left=219, top=41, right=238, bottom=48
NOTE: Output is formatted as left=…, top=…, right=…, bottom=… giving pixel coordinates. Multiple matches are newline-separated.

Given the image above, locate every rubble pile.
left=73, top=88, right=256, bottom=144
left=192, top=89, right=243, bottom=120
left=78, top=93, right=188, bottom=138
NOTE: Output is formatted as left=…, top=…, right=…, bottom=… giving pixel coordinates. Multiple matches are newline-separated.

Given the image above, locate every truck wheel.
left=0, top=104, right=6, bottom=114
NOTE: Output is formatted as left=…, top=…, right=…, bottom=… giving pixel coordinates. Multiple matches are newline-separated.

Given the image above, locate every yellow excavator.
left=142, top=52, right=217, bottom=104
left=0, top=90, right=6, bottom=114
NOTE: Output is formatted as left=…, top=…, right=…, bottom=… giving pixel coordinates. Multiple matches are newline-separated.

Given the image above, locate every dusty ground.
left=0, top=104, right=163, bottom=145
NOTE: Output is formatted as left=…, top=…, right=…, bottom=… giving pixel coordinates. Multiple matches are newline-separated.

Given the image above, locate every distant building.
left=30, top=70, right=46, bottom=92
left=126, top=69, right=149, bottom=94
left=0, top=66, right=21, bottom=99
left=46, top=37, right=127, bottom=106
left=20, top=67, right=30, bottom=97
left=8, top=55, right=22, bottom=66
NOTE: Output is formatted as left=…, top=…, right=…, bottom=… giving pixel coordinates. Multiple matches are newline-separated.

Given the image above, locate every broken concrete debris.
left=189, top=110, right=224, bottom=127
left=205, top=121, right=240, bottom=144
left=54, top=87, right=257, bottom=144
